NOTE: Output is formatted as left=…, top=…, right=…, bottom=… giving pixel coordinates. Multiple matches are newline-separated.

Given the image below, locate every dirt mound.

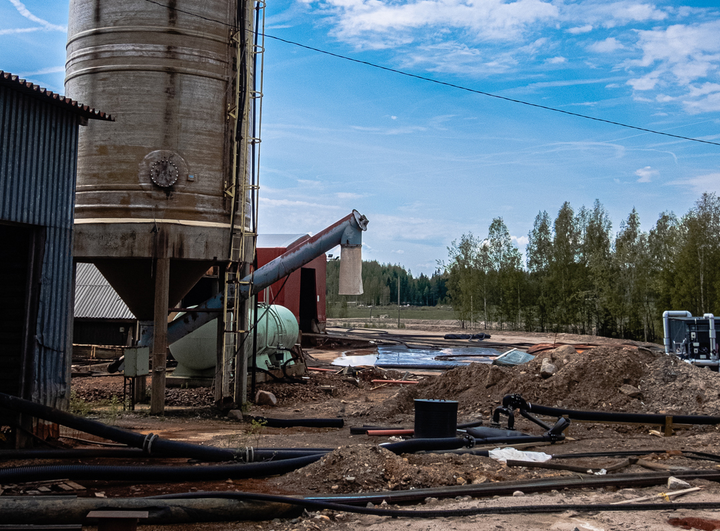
left=384, top=346, right=720, bottom=419
left=275, top=444, right=535, bottom=495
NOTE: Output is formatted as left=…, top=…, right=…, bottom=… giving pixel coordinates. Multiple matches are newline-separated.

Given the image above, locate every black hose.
left=0, top=448, right=146, bottom=460
left=381, top=437, right=471, bottom=453
left=152, top=491, right=720, bottom=517
left=465, top=427, right=529, bottom=439
left=252, top=417, right=344, bottom=429
left=0, top=454, right=323, bottom=483
left=526, top=402, right=720, bottom=426
left=351, top=420, right=483, bottom=435
left=0, top=392, right=240, bottom=462
left=253, top=449, right=330, bottom=460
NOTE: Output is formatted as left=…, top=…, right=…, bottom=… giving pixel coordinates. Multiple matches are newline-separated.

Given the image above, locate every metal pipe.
left=138, top=210, right=368, bottom=347
left=662, top=310, right=692, bottom=354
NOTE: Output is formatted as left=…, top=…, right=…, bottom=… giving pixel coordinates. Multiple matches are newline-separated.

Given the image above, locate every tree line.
left=444, top=192, right=720, bottom=342
left=326, top=259, right=448, bottom=308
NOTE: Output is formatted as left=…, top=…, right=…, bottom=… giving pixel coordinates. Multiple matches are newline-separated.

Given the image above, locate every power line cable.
left=139, top=0, right=720, bottom=148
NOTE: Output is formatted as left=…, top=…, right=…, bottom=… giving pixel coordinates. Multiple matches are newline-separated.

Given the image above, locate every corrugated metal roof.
left=0, top=70, right=113, bottom=122
left=75, top=263, right=135, bottom=320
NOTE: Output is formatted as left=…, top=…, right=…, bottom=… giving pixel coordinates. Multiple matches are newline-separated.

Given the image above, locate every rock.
left=619, top=384, right=642, bottom=398
left=513, top=490, right=525, bottom=497
left=227, top=409, right=243, bottom=421
left=668, top=476, right=691, bottom=489
left=554, top=344, right=577, bottom=358
left=485, top=365, right=506, bottom=388
left=540, top=358, right=557, bottom=378
left=456, top=477, right=467, bottom=485
left=255, top=390, right=278, bottom=406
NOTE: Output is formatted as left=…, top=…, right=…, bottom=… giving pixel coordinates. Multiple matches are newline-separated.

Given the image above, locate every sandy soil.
left=6, top=326, right=720, bottom=530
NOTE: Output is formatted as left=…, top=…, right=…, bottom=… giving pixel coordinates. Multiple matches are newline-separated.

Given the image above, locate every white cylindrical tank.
left=170, top=305, right=299, bottom=378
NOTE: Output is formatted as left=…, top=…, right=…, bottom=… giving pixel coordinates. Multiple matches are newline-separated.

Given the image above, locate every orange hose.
left=366, top=429, right=414, bottom=436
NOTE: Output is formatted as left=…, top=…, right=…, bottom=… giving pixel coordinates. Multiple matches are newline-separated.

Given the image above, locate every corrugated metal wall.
left=0, top=83, right=79, bottom=412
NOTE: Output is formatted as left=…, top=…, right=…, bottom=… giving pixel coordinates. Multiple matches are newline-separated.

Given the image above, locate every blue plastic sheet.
left=333, top=345, right=502, bottom=368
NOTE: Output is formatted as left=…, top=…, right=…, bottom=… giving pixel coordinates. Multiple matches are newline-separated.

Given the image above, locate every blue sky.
left=2, top=0, right=719, bottom=276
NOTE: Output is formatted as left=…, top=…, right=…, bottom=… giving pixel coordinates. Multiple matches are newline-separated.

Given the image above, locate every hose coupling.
left=142, top=433, right=159, bottom=455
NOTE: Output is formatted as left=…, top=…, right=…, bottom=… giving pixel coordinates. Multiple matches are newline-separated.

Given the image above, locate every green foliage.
left=230, top=418, right=267, bottom=449
left=326, top=260, right=447, bottom=312
left=69, top=391, right=123, bottom=423
left=69, top=390, right=92, bottom=417
left=440, top=193, right=720, bottom=342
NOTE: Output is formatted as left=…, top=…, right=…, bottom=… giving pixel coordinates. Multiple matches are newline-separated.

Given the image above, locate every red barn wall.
left=256, top=240, right=327, bottom=333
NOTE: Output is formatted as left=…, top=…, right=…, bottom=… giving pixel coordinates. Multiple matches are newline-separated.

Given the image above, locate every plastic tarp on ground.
left=492, top=348, right=535, bottom=367
left=333, top=345, right=501, bottom=368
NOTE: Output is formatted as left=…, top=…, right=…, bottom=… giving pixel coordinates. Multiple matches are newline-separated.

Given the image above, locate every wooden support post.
left=665, top=415, right=674, bottom=437
left=150, top=257, right=170, bottom=415
left=133, top=376, right=146, bottom=404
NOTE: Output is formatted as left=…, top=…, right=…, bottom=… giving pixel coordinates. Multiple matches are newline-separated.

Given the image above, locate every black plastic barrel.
left=414, top=399, right=458, bottom=438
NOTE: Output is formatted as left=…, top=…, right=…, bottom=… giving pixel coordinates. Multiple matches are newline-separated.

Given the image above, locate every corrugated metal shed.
left=0, top=70, right=110, bottom=440
left=75, top=263, right=135, bottom=320
left=0, top=71, right=113, bottom=122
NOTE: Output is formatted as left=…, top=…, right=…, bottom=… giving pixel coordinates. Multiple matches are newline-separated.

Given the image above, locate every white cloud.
left=0, top=26, right=41, bottom=35
left=635, top=166, right=658, bottom=183
left=561, top=2, right=667, bottom=29
left=296, top=179, right=323, bottom=187
left=336, top=192, right=365, bottom=199
left=7, top=0, right=66, bottom=32
left=667, top=172, right=720, bottom=195
left=587, top=37, right=624, bottom=54
left=546, top=56, right=566, bottom=64
left=313, top=0, right=558, bottom=44
left=512, top=235, right=529, bottom=246
left=682, top=83, right=720, bottom=113
left=16, top=66, right=65, bottom=78
left=567, top=24, right=593, bottom=34
left=625, top=21, right=720, bottom=112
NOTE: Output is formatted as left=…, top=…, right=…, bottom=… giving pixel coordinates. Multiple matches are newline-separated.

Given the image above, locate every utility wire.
left=139, top=0, right=720, bottom=148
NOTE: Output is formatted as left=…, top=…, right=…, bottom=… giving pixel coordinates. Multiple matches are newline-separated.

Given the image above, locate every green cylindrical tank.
left=169, top=304, right=299, bottom=379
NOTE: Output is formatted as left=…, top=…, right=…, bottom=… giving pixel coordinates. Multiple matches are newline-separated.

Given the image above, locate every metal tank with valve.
left=169, top=304, right=299, bottom=382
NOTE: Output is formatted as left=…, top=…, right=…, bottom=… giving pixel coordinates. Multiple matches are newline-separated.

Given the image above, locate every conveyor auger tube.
left=138, top=210, right=368, bottom=348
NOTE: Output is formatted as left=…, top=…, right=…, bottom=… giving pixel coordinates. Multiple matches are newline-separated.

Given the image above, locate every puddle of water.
left=332, top=353, right=378, bottom=366
left=332, top=345, right=501, bottom=368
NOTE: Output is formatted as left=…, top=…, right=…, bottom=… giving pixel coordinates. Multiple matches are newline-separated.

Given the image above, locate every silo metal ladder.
left=220, top=0, right=266, bottom=405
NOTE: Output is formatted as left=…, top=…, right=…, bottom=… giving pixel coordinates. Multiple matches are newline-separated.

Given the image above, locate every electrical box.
left=123, top=347, right=149, bottom=377
left=667, top=316, right=719, bottom=361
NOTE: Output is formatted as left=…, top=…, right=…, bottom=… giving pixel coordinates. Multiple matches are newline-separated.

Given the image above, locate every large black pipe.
left=0, top=454, right=323, bottom=483
left=526, top=402, right=720, bottom=425
left=380, top=437, right=471, bottom=453
left=0, top=392, right=314, bottom=462
left=155, top=491, right=720, bottom=518
left=351, top=420, right=483, bottom=435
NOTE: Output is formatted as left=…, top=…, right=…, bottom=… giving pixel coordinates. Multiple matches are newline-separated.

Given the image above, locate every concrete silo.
left=65, top=0, right=257, bottom=411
